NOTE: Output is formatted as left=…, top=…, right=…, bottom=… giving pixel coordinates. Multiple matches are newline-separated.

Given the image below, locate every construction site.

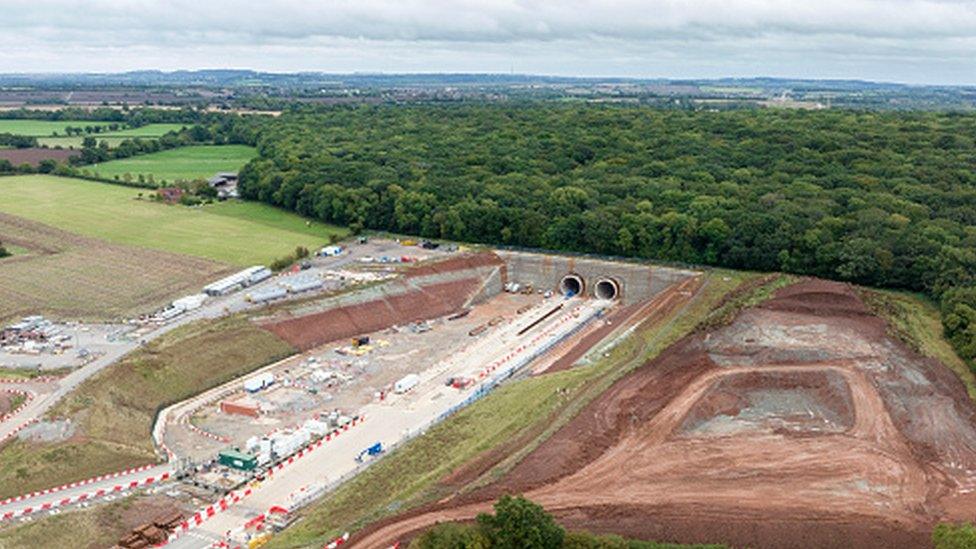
left=10, top=238, right=976, bottom=549
left=353, top=279, right=976, bottom=549
left=141, top=244, right=699, bottom=547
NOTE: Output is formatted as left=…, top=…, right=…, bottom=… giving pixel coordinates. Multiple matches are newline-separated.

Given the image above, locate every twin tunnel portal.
left=558, top=274, right=621, bottom=300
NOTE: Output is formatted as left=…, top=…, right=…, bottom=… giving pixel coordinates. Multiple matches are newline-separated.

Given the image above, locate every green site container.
left=218, top=449, right=257, bottom=471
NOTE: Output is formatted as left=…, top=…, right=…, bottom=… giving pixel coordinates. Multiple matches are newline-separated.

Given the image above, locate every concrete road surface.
left=171, top=298, right=607, bottom=548
left=0, top=463, right=174, bottom=521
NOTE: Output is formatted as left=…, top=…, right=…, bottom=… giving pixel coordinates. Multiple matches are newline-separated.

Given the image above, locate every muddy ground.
left=352, top=279, right=976, bottom=549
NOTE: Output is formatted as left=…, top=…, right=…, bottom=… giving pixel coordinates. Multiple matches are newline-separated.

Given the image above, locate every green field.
left=86, top=144, right=256, bottom=183
left=36, top=123, right=188, bottom=148
left=0, top=119, right=115, bottom=136
left=0, top=175, right=347, bottom=265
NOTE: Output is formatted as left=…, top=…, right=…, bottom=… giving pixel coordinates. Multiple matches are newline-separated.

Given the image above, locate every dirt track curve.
left=352, top=280, right=976, bottom=549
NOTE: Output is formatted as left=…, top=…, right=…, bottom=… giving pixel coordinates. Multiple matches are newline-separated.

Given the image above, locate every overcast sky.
left=2, top=0, right=975, bottom=85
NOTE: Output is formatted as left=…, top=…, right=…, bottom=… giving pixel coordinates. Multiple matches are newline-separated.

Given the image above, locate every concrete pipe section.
left=594, top=278, right=621, bottom=300
left=559, top=274, right=585, bottom=297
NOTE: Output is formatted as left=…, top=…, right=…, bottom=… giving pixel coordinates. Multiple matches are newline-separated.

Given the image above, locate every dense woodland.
left=236, top=104, right=976, bottom=364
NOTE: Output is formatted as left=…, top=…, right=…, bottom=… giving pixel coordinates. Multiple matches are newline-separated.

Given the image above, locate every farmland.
left=0, top=212, right=228, bottom=321
left=35, top=123, right=188, bottom=148
left=0, top=120, right=115, bottom=137
left=85, top=144, right=256, bottom=182
left=0, top=175, right=347, bottom=265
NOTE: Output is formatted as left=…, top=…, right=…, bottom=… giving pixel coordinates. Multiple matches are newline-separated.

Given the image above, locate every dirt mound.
left=678, top=369, right=855, bottom=437
left=762, top=280, right=871, bottom=318
left=405, top=252, right=503, bottom=278
left=262, top=278, right=481, bottom=350
left=353, top=278, right=976, bottom=549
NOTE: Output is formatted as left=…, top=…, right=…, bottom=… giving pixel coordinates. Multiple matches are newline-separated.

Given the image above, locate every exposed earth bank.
left=351, top=279, right=976, bottom=548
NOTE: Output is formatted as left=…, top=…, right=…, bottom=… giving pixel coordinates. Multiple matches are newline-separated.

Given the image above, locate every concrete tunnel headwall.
left=496, top=250, right=698, bottom=305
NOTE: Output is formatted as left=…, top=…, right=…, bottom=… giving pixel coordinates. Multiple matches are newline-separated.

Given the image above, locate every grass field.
left=0, top=316, right=294, bottom=499
left=86, top=144, right=256, bottom=183
left=36, top=123, right=187, bottom=148
left=0, top=175, right=347, bottom=266
left=0, top=212, right=229, bottom=322
left=0, top=119, right=115, bottom=137
left=267, top=270, right=751, bottom=548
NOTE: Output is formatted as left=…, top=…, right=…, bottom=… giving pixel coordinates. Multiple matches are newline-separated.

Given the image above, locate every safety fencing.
left=184, top=417, right=231, bottom=443
left=208, top=306, right=602, bottom=548
left=0, top=375, right=61, bottom=385
left=1, top=470, right=171, bottom=521
left=0, top=417, right=37, bottom=446
left=0, top=463, right=159, bottom=507
left=0, top=388, right=33, bottom=423
left=164, top=416, right=366, bottom=547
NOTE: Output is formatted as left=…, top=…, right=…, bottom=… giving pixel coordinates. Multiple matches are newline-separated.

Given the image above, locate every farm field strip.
left=86, top=144, right=256, bottom=182
left=0, top=175, right=346, bottom=266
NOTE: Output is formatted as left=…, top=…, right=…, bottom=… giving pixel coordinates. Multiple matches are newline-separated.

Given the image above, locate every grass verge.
left=0, top=493, right=179, bottom=549
left=266, top=269, right=757, bottom=548
left=0, top=316, right=294, bottom=499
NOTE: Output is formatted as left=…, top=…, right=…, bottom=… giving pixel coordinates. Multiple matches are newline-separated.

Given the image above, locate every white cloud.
left=0, top=0, right=975, bottom=83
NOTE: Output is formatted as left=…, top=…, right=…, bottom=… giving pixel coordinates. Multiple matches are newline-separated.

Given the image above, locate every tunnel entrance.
left=559, top=274, right=584, bottom=297
left=594, top=278, right=620, bottom=300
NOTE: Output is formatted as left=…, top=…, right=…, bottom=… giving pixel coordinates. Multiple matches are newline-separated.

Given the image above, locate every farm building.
left=208, top=172, right=239, bottom=199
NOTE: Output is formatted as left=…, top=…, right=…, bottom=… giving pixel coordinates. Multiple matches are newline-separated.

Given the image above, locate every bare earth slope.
left=354, top=279, right=976, bottom=548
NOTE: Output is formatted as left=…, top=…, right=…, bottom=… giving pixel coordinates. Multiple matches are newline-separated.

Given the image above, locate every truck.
left=393, top=373, right=420, bottom=394
left=244, top=372, right=275, bottom=393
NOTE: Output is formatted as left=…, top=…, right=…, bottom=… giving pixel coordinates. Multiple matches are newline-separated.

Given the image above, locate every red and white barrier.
left=185, top=420, right=230, bottom=443
left=0, top=376, right=61, bottom=385
left=1, top=471, right=171, bottom=521
left=191, top=416, right=368, bottom=548
left=324, top=532, right=350, bottom=548
left=0, top=389, right=33, bottom=423
left=477, top=306, right=583, bottom=380
left=0, top=417, right=38, bottom=446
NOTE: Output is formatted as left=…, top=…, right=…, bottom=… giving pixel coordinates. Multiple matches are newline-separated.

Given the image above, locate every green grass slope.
left=0, top=175, right=347, bottom=265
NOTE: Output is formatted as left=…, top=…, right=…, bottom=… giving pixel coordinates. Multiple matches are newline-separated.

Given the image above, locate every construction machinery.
left=355, top=442, right=384, bottom=463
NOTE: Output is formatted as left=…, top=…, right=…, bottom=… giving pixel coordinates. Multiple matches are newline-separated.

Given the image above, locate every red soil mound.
left=352, top=278, right=976, bottom=549
left=404, top=252, right=503, bottom=278
left=263, top=277, right=481, bottom=350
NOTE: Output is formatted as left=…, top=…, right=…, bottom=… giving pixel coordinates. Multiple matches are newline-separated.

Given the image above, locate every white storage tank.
left=394, top=373, right=420, bottom=394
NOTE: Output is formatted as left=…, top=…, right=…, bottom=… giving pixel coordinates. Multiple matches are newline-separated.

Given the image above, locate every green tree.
left=933, top=523, right=976, bottom=549
left=410, top=523, right=491, bottom=549
left=476, top=495, right=565, bottom=549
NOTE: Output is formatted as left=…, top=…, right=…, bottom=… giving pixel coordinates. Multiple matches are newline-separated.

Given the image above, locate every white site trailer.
left=244, top=372, right=275, bottom=393
left=393, top=373, right=420, bottom=394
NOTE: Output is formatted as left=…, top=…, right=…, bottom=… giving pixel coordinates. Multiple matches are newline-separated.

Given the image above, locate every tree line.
left=236, top=104, right=976, bottom=366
